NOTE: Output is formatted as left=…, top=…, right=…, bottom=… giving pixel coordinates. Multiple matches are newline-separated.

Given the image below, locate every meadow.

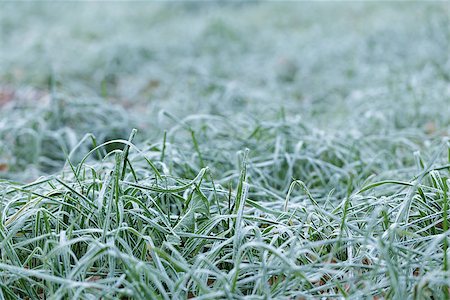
left=0, top=2, right=449, bottom=299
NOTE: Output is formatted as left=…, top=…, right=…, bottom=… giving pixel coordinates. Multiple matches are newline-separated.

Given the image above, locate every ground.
left=0, top=2, right=449, bottom=299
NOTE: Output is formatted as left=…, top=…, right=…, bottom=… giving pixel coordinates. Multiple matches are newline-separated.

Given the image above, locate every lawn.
left=0, top=2, right=449, bottom=299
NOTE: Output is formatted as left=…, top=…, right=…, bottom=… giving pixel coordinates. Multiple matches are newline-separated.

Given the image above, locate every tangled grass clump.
left=1, top=123, right=449, bottom=299
left=0, top=93, right=132, bottom=180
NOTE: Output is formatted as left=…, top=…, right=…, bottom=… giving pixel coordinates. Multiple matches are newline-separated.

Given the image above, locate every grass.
left=0, top=2, right=449, bottom=299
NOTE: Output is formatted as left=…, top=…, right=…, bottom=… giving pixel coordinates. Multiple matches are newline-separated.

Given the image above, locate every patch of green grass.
left=0, top=94, right=133, bottom=181
left=0, top=124, right=449, bottom=298
left=0, top=2, right=449, bottom=299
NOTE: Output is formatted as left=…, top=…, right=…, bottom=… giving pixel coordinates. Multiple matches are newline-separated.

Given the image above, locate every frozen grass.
left=0, top=125, right=449, bottom=299
left=0, top=93, right=133, bottom=180
left=0, top=2, right=449, bottom=299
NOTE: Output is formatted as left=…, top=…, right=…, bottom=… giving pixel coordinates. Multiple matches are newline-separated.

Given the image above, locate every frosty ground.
left=0, top=3, right=449, bottom=299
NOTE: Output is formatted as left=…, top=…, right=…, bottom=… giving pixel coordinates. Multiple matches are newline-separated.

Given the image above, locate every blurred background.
left=0, top=2, right=449, bottom=180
